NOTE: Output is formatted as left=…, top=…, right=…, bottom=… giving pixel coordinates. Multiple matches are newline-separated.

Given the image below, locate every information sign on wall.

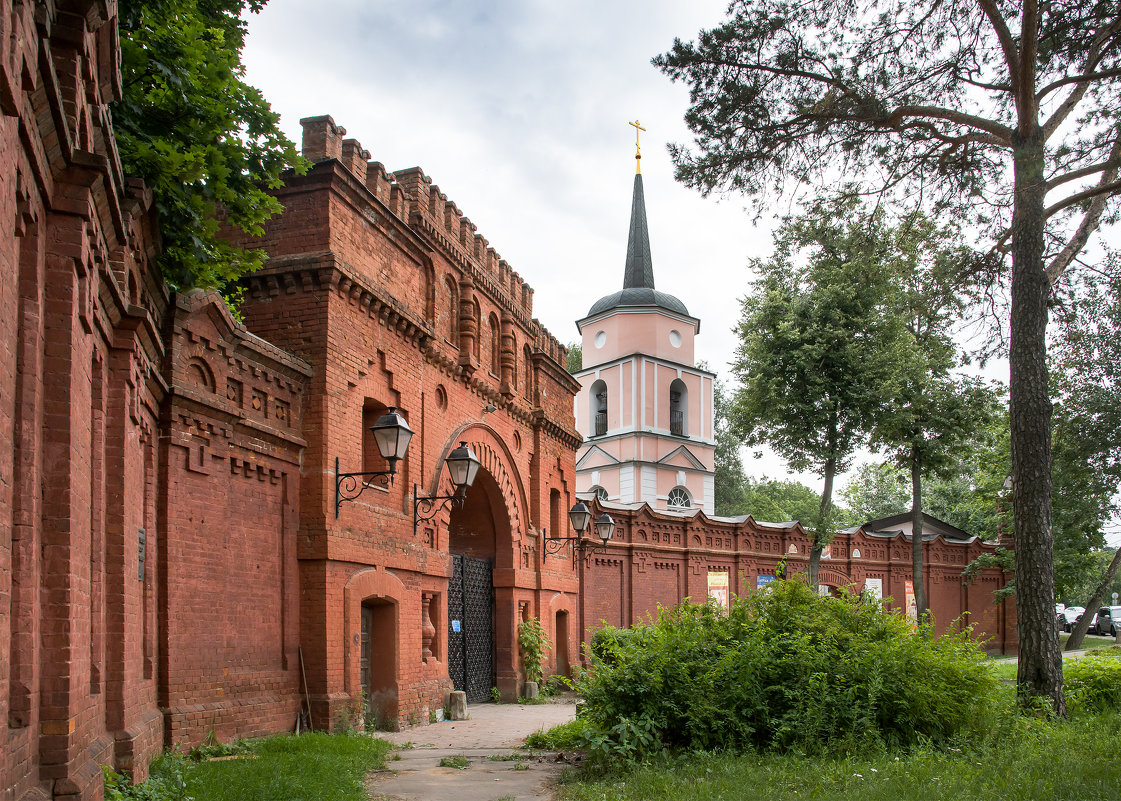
left=707, top=571, right=729, bottom=611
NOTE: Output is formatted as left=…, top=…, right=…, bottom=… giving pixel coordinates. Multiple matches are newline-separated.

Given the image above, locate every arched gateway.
left=435, top=429, right=532, bottom=703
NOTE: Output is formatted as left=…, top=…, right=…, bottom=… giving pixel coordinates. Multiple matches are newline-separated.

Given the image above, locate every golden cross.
left=629, top=119, right=646, bottom=173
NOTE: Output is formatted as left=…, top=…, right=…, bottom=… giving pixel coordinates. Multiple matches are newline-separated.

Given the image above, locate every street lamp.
left=335, top=407, right=413, bottom=517
left=413, top=441, right=482, bottom=538
left=543, top=501, right=615, bottom=568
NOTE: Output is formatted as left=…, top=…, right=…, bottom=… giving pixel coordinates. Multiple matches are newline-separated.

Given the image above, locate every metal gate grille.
left=448, top=554, right=494, bottom=703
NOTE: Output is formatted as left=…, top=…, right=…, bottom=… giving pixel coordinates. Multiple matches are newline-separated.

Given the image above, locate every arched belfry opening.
left=446, top=466, right=512, bottom=703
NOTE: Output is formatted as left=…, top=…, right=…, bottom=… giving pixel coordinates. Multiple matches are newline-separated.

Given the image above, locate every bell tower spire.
left=623, top=121, right=655, bottom=290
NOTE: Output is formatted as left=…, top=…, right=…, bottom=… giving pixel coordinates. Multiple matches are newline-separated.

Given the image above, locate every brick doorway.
left=360, top=599, right=397, bottom=728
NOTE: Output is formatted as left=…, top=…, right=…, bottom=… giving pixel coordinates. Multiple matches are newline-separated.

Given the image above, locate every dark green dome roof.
left=587, top=287, right=689, bottom=317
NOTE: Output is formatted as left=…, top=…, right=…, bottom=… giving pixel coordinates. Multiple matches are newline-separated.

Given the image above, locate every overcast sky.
left=240, top=1, right=1118, bottom=544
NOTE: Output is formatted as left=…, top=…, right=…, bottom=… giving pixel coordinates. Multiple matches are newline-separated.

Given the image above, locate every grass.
left=555, top=710, right=1121, bottom=801
left=147, top=733, right=391, bottom=801
left=438, top=754, right=470, bottom=769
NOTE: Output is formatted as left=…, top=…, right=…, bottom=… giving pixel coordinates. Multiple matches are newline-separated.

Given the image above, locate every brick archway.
left=426, top=423, right=528, bottom=545
left=817, top=568, right=855, bottom=589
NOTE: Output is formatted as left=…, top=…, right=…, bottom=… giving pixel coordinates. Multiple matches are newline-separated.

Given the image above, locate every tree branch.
left=1038, top=68, right=1121, bottom=99
left=1043, top=178, right=1121, bottom=223
left=1046, top=157, right=1121, bottom=192
left=884, top=106, right=1013, bottom=142
left=977, top=0, right=1022, bottom=98
left=1041, top=17, right=1121, bottom=139
left=1046, top=130, right=1121, bottom=282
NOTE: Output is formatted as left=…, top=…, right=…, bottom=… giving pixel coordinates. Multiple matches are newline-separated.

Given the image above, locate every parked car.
left=1058, top=606, right=1085, bottom=632
left=1093, top=606, right=1121, bottom=637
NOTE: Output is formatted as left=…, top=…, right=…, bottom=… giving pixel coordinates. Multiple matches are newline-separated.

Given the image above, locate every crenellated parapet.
left=298, top=115, right=540, bottom=337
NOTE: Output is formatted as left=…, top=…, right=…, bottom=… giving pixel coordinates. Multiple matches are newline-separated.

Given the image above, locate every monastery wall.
left=579, top=500, right=1016, bottom=655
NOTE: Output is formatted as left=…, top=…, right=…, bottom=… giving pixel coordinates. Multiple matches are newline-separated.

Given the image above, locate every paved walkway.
left=368, top=699, right=579, bottom=801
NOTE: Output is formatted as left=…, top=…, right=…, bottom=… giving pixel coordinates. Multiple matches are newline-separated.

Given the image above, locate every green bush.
left=1064, top=648, right=1121, bottom=711
left=518, top=617, right=552, bottom=684
left=577, top=580, right=1000, bottom=759
left=524, top=717, right=596, bottom=750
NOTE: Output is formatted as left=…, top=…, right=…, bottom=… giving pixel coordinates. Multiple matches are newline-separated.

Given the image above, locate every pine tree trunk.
left=910, top=455, right=928, bottom=618
left=1065, top=546, right=1121, bottom=651
left=1009, top=126, right=1065, bottom=715
left=809, top=459, right=836, bottom=589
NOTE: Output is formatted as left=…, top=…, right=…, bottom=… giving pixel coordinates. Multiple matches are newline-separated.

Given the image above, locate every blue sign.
left=451, top=619, right=461, bottom=632
left=756, top=574, right=776, bottom=589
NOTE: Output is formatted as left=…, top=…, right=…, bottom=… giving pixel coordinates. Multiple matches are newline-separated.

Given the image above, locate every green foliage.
left=518, top=617, right=552, bottom=685
left=438, top=754, right=470, bottom=769
left=333, top=689, right=367, bottom=733
left=840, top=463, right=909, bottom=523
left=741, top=477, right=839, bottom=530
left=187, top=734, right=252, bottom=763
left=114, top=0, right=304, bottom=296
left=105, top=758, right=191, bottom=801
left=524, top=717, right=596, bottom=751
left=566, top=342, right=583, bottom=373
left=491, top=686, right=502, bottom=704
left=576, top=582, right=998, bottom=761
left=108, top=733, right=390, bottom=801
left=712, top=377, right=750, bottom=516
left=729, top=199, right=911, bottom=555
left=1064, top=649, right=1121, bottom=712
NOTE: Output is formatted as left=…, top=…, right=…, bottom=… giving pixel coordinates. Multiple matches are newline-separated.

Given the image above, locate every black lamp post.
left=335, top=407, right=413, bottom=517
left=413, top=441, right=482, bottom=538
left=543, top=501, right=615, bottom=568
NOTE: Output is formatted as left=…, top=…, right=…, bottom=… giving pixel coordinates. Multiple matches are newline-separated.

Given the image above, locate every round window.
left=669, top=329, right=682, bottom=347
left=594, top=331, right=607, bottom=348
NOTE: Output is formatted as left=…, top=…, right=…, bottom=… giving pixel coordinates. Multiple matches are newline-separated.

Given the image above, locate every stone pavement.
left=368, top=699, right=579, bottom=801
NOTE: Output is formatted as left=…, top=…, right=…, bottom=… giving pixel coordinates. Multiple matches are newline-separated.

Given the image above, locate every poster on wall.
left=707, top=571, right=730, bottom=611
left=905, top=580, right=917, bottom=622
left=756, top=574, right=776, bottom=590
left=864, top=577, right=883, bottom=601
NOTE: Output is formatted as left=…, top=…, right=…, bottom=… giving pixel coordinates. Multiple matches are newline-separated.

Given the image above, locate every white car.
left=1057, top=606, right=1085, bottom=632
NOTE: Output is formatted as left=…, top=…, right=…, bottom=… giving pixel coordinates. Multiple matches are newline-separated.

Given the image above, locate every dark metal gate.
left=448, top=554, right=494, bottom=703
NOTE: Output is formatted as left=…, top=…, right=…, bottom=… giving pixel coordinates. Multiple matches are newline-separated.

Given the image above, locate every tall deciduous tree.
left=115, top=0, right=303, bottom=294
left=656, top=0, right=1121, bottom=713
left=841, top=463, right=910, bottom=523
left=729, top=201, right=908, bottom=587
left=869, top=213, right=1001, bottom=618
left=713, top=378, right=751, bottom=516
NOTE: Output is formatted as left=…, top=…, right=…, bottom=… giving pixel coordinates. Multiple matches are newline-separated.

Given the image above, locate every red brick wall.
left=159, top=292, right=311, bottom=748
left=0, top=2, right=168, bottom=796
left=578, top=503, right=1014, bottom=655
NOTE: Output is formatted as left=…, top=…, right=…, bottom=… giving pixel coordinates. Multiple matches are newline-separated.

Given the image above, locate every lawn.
left=556, top=712, right=1121, bottom=801
left=108, top=732, right=392, bottom=801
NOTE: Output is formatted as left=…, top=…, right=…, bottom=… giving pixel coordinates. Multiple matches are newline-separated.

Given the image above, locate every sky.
left=239, top=0, right=1118, bottom=544
left=240, top=0, right=791, bottom=458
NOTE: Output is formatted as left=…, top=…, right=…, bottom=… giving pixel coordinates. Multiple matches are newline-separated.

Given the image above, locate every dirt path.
left=368, top=700, right=579, bottom=801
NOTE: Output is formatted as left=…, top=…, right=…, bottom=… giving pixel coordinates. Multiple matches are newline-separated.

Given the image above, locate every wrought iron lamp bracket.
left=335, top=456, right=399, bottom=517
left=413, top=483, right=467, bottom=538
left=542, top=532, right=609, bottom=569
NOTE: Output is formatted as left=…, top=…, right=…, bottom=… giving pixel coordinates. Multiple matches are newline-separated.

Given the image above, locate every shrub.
left=577, top=580, right=1000, bottom=759
left=1064, top=648, right=1121, bottom=712
left=524, top=717, right=596, bottom=750
left=518, top=617, right=552, bottom=684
